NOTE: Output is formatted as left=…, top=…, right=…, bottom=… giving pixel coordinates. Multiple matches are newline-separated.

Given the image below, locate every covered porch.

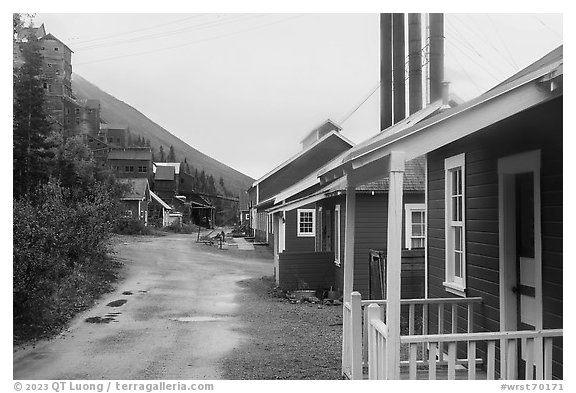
left=323, top=56, right=563, bottom=380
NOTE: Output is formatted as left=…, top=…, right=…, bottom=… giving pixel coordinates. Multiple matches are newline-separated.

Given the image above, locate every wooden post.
left=367, top=303, right=380, bottom=380
left=351, top=291, right=363, bottom=379
left=273, top=213, right=280, bottom=285
left=343, top=178, right=357, bottom=303
left=385, top=151, right=405, bottom=379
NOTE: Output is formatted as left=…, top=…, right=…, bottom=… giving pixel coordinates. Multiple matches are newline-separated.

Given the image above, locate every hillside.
left=71, top=73, right=254, bottom=195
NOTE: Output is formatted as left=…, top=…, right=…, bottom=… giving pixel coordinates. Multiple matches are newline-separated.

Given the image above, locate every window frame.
left=297, top=208, right=316, bottom=238
left=444, top=153, right=466, bottom=296
left=334, top=204, right=341, bottom=267
left=404, top=203, right=426, bottom=250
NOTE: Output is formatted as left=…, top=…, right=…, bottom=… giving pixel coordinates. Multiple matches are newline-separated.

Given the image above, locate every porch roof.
left=150, top=190, right=172, bottom=210
left=320, top=47, right=563, bottom=186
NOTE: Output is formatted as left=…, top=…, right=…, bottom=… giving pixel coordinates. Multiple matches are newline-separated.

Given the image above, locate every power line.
left=74, top=14, right=268, bottom=52
left=532, top=15, right=562, bottom=39
left=486, top=15, right=519, bottom=70
left=74, top=14, right=304, bottom=66
left=68, top=14, right=210, bottom=45
left=446, top=40, right=502, bottom=84
left=339, top=82, right=380, bottom=125
left=445, top=44, right=485, bottom=96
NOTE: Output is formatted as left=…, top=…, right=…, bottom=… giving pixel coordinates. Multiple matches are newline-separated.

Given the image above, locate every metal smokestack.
left=392, top=13, right=406, bottom=123
left=429, top=13, right=444, bottom=102
left=380, top=13, right=393, bottom=131
left=408, top=13, right=423, bottom=115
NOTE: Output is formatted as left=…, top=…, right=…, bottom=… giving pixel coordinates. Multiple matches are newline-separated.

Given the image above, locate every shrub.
left=166, top=220, right=196, bottom=234
left=13, top=179, right=123, bottom=341
left=113, top=217, right=152, bottom=235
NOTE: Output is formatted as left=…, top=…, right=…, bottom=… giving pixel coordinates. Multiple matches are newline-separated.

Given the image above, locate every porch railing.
left=342, top=291, right=563, bottom=380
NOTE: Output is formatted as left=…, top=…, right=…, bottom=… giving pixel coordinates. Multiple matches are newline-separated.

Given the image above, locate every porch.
left=342, top=292, right=563, bottom=380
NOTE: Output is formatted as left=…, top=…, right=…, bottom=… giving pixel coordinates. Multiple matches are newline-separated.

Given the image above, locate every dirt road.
left=13, top=233, right=273, bottom=380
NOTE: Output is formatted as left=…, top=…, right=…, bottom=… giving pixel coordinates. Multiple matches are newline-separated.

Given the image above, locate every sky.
left=23, top=11, right=563, bottom=180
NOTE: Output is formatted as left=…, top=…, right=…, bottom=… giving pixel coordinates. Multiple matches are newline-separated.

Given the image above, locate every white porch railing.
left=342, top=293, right=362, bottom=379
left=342, top=292, right=563, bottom=380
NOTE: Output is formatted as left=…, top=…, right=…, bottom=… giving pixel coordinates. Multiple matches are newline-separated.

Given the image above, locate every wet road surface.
left=13, top=233, right=273, bottom=379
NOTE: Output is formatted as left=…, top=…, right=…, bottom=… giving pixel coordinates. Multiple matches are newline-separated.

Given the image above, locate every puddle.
left=85, top=316, right=115, bottom=324
left=107, top=299, right=127, bottom=307
left=122, top=291, right=133, bottom=295
left=169, top=316, right=222, bottom=323
left=138, top=290, right=148, bottom=293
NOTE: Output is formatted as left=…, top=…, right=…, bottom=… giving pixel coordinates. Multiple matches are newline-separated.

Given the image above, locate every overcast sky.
left=29, top=12, right=563, bottom=180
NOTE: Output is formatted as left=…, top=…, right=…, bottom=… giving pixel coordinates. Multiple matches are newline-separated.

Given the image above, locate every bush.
left=165, top=220, right=197, bottom=234
left=13, top=179, right=123, bottom=342
left=113, top=217, right=152, bottom=235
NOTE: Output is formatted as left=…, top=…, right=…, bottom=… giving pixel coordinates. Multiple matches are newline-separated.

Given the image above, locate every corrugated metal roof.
left=154, top=162, right=180, bottom=175
left=155, top=166, right=175, bottom=181
left=108, top=148, right=152, bottom=160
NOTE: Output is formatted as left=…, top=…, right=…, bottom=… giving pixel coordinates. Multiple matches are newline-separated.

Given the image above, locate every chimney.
left=441, top=81, right=451, bottom=110
left=392, top=13, right=406, bottom=123
left=380, top=14, right=393, bottom=131
left=429, top=13, right=444, bottom=102
left=408, top=13, right=423, bottom=115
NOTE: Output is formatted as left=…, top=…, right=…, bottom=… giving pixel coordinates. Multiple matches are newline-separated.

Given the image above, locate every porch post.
left=385, top=151, right=405, bottom=379
left=342, top=175, right=357, bottom=378
left=273, top=213, right=281, bottom=286
left=343, top=176, right=356, bottom=302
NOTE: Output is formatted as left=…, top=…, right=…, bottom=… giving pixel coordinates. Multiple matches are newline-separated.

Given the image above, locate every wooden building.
left=107, top=148, right=153, bottom=181
left=330, top=47, right=563, bottom=380
left=118, top=178, right=151, bottom=224
left=247, top=119, right=353, bottom=243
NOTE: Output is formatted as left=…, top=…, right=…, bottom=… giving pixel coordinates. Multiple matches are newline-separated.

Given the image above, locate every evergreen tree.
left=167, top=145, right=176, bottom=162
left=145, top=138, right=151, bottom=147
left=13, top=30, right=55, bottom=198
left=158, top=145, right=165, bottom=162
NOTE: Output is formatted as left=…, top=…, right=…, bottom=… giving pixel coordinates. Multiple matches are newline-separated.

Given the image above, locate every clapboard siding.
left=352, top=193, right=424, bottom=297
left=278, top=251, right=335, bottom=290
left=284, top=203, right=316, bottom=252
left=426, top=96, right=562, bottom=378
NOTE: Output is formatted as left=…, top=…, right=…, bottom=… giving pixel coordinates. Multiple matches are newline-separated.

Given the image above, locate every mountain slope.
left=71, top=73, right=253, bottom=195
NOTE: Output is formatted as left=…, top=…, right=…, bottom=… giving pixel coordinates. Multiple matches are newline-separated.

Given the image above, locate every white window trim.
left=334, top=204, right=341, bottom=266
left=316, top=207, right=323, bottom=252
left=297, top=208, right=316, bottom=237
left=404, top=203, right=426, bottom=250
left=443, top=153, right=466, bottom=297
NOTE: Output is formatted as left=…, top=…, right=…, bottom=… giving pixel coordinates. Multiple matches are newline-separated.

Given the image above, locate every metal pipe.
left=429, top=13, right=445, bottom=102
left=380, top=13, right=393, bottom=130
left=392, top=13, right=406, bottom=123
left=408, top=13, right=423, bottom=114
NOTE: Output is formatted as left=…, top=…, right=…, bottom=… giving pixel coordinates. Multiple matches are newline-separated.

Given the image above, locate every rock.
left=323, top=299, right=332, bottom=306
left=317, top=305, right=323, bottom=309
left=308, top=296, right=320, bottom=303
left=333, top=299, right=342, bottom=306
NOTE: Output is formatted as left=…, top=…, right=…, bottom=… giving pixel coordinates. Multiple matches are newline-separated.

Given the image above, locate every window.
left=65, top=117, right=71, bottom=125
left=54, top=47, right=59, bottom=51
left=65, top=108, right=70, bottom=115
left=75, top=117, right=80, bottom=125
left=75, top=108, right=80, bottom=115
left=334, top=205, right=341, bottom=266
left=405, top=203, right=426, bottom=250
left=297, top=209, right=315, bottom=237
left=444, top=153, right=466, bottom=295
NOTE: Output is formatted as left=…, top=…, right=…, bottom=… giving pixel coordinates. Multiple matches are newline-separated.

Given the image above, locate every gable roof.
left=299, top=118, right=343, bottom=144
left=155, top=166, right=175, bottom=181
left=154, top=162, right=181, bottom=175
left=41, top=33, right=73, bottom=53
left=119, top=178, right=149, bottom=201
left=252, top=129, right=354, bottom=188
left=108, top=148, right=152, bottom=160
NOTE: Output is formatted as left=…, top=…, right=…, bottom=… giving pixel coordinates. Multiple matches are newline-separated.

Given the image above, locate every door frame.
left=498, top=150, right=542, bottom=376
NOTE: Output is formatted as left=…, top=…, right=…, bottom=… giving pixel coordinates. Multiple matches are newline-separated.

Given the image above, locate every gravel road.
left=13, top=233, right=273, bottom=380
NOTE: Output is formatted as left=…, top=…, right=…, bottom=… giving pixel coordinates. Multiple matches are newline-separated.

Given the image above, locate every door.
left=515, top=173, right=537, bottom=378
left=498, top=150, right=542, bottom=379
